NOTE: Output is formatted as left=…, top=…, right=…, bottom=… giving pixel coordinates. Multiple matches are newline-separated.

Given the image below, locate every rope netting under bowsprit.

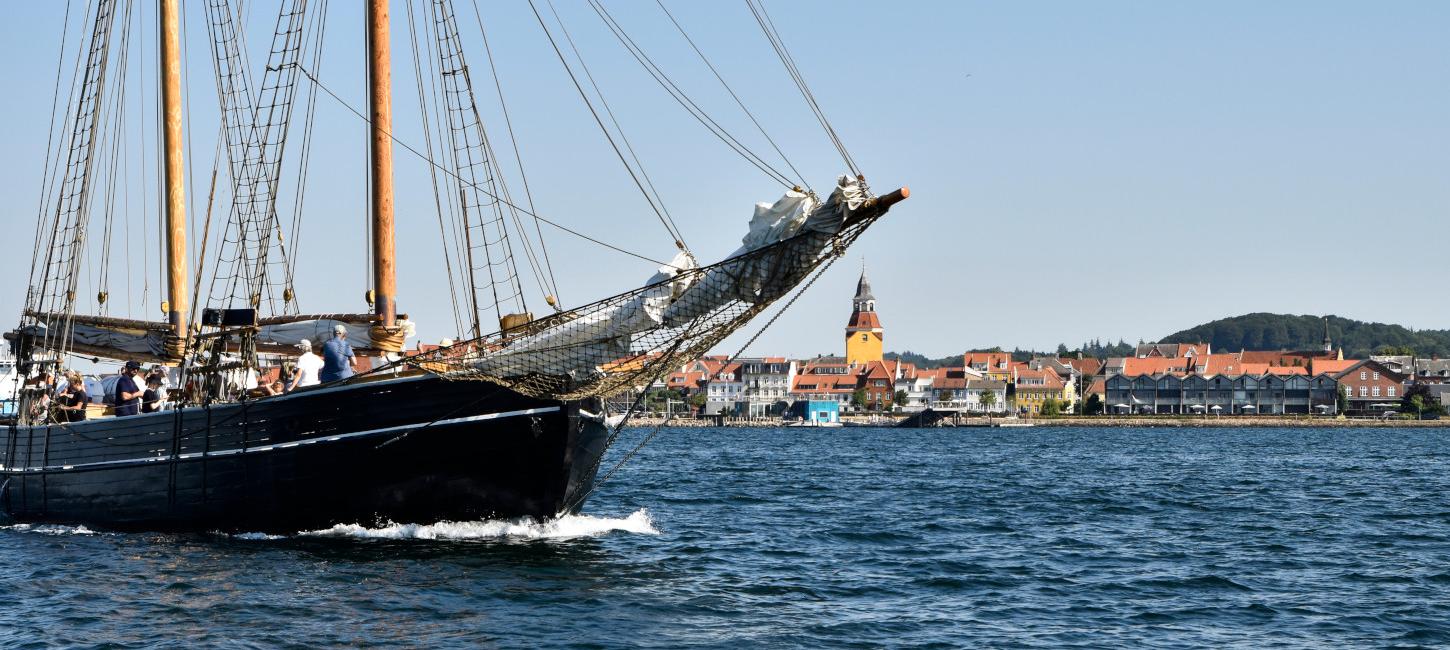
left=399, top=199, right=880, bottom=401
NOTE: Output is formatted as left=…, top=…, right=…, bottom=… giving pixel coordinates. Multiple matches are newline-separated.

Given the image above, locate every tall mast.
left=368, top=0, right=397, bottom=327
left=160, top=0, right=188, bottom=337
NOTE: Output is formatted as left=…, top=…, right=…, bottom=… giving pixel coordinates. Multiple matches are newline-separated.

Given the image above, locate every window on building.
left=1373, top=372, right=1380, bottom=381
left=1360, top=371, right=1367, bottom=380
left=1360, top=386, right=1368, bottom=397
left=1372, top=386, right=1380, bottom=397
left=861, top=334, right=868, bottom=341
left=1388, top=386, right=1397, bottom=397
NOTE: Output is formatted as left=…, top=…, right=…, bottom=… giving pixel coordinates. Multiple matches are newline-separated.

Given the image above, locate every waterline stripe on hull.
left=2, top=406, right=562, bottom=473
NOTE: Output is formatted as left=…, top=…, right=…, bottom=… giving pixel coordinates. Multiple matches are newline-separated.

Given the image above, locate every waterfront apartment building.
left=1105, top=372, right=1341, bottom=415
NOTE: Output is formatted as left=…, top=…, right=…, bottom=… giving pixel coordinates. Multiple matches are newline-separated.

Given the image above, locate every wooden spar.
left=160, top=0, right=188, bottom=339
left=843, top=186, right=910, bottom=228
left=24, top=310, right=172, bottom=333
left=367, top=0, right=397, bottom=328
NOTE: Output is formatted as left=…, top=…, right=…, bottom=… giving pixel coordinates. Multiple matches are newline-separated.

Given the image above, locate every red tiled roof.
left=1265, top=366, right=1309, bottom=376
left=1195, top=353, right=1245, bottom=376
left=1311, top=359, right=1358, bottom=376
left=963, top=352, right=1010, bottom=369
left=1238, top=350, right=1336, bottom=366
left=1121, top=357, right=1190, bottom=376
left=1013, top=366, right=1065, bottom=388
left=666, top=371, right=707, bottom=388
left=847, top=311, right=882, bottom=329
left=1061, top=357, right=1103, bottom=377
left=791, top=374, right=859, bottom=393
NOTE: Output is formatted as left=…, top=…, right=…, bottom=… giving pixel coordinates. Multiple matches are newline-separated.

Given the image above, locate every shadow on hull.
left=1, top=375, right=610, bottom=534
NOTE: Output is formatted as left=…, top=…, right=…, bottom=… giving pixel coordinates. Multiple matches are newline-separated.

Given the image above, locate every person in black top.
left=141, top=375, right=164, bottom=413
left=55, top=375, right=89, bottom=422
left=113, top=360, right=144, bottom=417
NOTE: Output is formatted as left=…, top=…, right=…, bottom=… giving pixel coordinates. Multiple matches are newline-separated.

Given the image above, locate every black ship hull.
left=0, top=375, right=610, bottom=533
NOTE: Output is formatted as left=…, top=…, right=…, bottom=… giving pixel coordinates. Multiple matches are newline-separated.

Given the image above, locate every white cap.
left=298, top=339, right=311, bottom=350
left=333, top=324, right=347, bottom=335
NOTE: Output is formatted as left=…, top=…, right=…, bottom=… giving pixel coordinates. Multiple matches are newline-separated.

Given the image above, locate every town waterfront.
left=4, top=425, right=1448, bottom=647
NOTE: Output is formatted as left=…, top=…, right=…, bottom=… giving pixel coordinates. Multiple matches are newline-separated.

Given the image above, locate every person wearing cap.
left=114, top=360, right=144, bottom=416
left=320, top=324, right=356, bottom=383
left=293, top=338, right=324, bottom=390
left=141, top=374, right=166, bottom=413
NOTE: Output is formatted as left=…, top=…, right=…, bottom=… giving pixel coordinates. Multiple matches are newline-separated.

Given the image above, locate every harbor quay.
left=625, top=414, right=1450, bottom=429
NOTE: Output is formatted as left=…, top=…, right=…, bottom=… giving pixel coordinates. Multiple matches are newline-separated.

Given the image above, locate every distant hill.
left=1161, top=313, right=1450, bottom=359
left=884, top=351, right=963, bottom=369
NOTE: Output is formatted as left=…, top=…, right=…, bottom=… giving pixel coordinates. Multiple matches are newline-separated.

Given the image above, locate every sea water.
left=2, top=426, right=1448, bottom=647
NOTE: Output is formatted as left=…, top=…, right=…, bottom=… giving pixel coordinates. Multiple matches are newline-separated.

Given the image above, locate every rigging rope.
left=282, top=0, right=330, bottom=307
left=426, top=0, right=528, bottom=329
left=653, top=0, right=809, bottom=192
left=526, top=0, right=687, bottom=251
left=561, top=236, right=847, bottom=513
left=587, top=0, right=798, bottom=191
left=26, top=0, right=78, bottom=313
left=201, top=0, right=309, bottom=318
left=469, top=0, right=562, bottom=307
left=404, top=0, right=466, bottom=337
left=543, top=0, right=684, bottom=251
left=746, top=0, right=861, bottom=179
left=29, top=0, right=122, bottom=360
left=297, top=64, right=675, bottom=268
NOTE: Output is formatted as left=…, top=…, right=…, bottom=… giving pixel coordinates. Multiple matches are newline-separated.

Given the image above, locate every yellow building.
left=1012, top=366, right=1075, bottom=415
left=845, top=268, right=883, bottom=366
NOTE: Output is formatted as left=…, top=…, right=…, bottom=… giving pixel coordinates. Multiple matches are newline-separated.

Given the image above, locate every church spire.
left=853, top=264, right=875, bottom=311
left=845, top=261, right=883, bottom=365
left=1322, top=316, right=1332, bottom=353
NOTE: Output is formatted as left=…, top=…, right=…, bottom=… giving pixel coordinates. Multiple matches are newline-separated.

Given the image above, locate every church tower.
left=845, top=266, right=883, bottom=366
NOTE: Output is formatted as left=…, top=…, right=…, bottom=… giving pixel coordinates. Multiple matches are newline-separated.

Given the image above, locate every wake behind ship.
left=3, top=0, right=905, bottom=532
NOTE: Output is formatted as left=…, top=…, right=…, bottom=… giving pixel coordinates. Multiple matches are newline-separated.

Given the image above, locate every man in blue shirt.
left=320, top=324, right=356, bottom=383
left=113, top=360, right=143, bottom=416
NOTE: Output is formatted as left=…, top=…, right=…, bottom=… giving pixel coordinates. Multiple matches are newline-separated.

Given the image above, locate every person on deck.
left=147, top=365, right=171, bottom=402
left=141, top=375, right=165, bottom=413
left=293, top=338, right=324, bottom=390
left=55, top=373, right=89, bottom=422
left=320, top=325, right=356, bottom=383
left=113, top=360, right=144, bottom=417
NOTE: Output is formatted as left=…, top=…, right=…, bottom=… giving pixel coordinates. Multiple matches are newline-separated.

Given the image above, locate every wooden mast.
left=160, top=0, right=188, bottom=338
left=367, top=0, right=397, bottom=328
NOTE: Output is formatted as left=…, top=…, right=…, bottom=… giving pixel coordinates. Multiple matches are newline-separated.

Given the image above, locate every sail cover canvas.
left=461, top=175, right=867, bottom=380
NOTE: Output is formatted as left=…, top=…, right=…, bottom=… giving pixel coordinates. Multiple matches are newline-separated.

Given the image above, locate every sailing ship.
left=2, top=0, right=906, bottom=532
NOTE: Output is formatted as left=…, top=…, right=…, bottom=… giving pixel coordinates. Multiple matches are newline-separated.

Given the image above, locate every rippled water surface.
left=4, top=426, right=1450, bottom=648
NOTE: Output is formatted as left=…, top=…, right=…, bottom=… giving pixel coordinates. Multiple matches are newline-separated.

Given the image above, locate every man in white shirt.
left=293, top=339, right=324, bottom=390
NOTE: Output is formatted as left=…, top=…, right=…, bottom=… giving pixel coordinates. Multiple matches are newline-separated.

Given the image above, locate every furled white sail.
left=254, top=319, right=416, bottom=351
left=464, top=175, right=866, bottom=378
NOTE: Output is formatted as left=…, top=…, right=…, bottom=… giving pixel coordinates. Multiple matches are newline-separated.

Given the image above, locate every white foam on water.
left=230, top=531, right=287, bottom=541
left=0, top=523, right=98, bottom=536
left=297, top=508, right=659, bottom=541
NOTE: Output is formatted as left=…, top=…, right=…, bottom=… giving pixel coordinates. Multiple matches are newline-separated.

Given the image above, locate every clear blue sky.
left=2, top=1, right=1446, bottom=360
